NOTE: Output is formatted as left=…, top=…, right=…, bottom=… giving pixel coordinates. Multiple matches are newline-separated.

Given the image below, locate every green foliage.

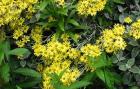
left=1, top=0, right=140, bottom=89
left=0, top=41, right=41, bottom=89
left=14, top=68, right=41, bottom=78
left=88, top=53, right=120, bottom=89
left=8, top=48, right=31, bottom=59
left=36, top=0, right=89, bottom=40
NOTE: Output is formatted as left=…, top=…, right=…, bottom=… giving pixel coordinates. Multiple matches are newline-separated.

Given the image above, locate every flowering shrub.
left=0, top=0, right=140, bottom=89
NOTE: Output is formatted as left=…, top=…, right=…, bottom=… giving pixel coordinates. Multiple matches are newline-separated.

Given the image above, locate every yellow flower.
left=16, top=35, right=30, bottom=47
left=31, top=26, right=42, bottom=43
left=67, top=48, right=81, bottom=59
left=32, top=44, right=47, bottom=57
left=77, top=0, right=107, bottom=16
left=113, top=24, right=125, bottom=36
left=81, top=44, right=101, bottom=57
left=97, top=25, right=127, bottom=53
left=124, top=16, right=132, bottom=23
left=129, top=19, right=140, bottom=39
left=13, top=29, right=24, bottom=40
left=0, top=0, right=38, bottom=26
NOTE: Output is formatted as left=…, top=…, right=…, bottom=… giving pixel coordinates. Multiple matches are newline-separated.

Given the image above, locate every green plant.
left=0, top=41, right=41, bottom=89
left=35, top=0, right=89, bottom=40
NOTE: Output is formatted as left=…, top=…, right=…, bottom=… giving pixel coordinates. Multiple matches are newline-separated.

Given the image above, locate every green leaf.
left=16, top=85, right=22, bottom=89
left=130, top=86, right=139, bottom=89
left=131, top=48, right=140, bottom=58
left=14, top=68, right=41, bottom=78
left=127, top=58, right=135, bottom=68
left=119, top=64, right=127, bottom=71
left=17, top=78, right=41, bottom=88
left=129, top=66, right=140, bottom=74
left=58, top=18, right=64, bottom=31
left=39, top=0, right=53, bottom=11
left=2, top=41, right=10, bottom=60
left=119, top=14, right=125, bottom=23
left=128, top=39, right=139, bottom=46
left=68, top=32, right=78, bottom=43
left=89, top=53, right=112, bottom=69
left=0, top=51, right=4, bottom=65
left=50, top=73, right=64, bottom=89
left=113, top=0, right=125, bottom=4
left=0, top=63, right=10, bottom=83
left=67, top=19, right=80, bottom=26
left=66, top=81, right=91, bottom=89
left=95, top=69, right=118, bottom=89
left=81, top=72, right=95, bottom=82
left=57, top=8, right=68, bottom=16
left=8, top=48, right=31, bottom=58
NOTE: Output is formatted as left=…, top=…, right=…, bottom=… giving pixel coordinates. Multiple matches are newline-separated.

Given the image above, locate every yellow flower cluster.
left=16, top=35, right=30, bottom=48
left=124, top=16, right=132, bottom=23
left=25, top=5, right=37, bottom=19
left=10, top=18, right=30, bottom=48
left=129, top=19, right=140, bottom=39
left=77, top=0, right=107, bottom=16
left=42, top=61, right=81, bottom=89
left=33, top=34, right=101, bottom=89
left=0, top=0, right=38, bottom=26
left=81, top=44, right=101, bottom=58
left=31, top=26, right=43, bottom=44
left=97, top=24, right=126, bottom=53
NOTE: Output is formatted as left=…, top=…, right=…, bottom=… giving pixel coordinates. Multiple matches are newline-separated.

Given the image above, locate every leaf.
left=0, top=51, right=4, bottom=65
left=119, top=14, right=125, bottom=23
left=129, top=66, right=140, bottom=74
left=39, top=0, right=53, bottom=11
left=14, top=68, right=41, bottom=78
left=117, top=5, right=124, bottom=12
left=95, top=69, right=117, bottom=89
left=16, top=85, right=22, bottom=89
left=58, top=18, right=64, bottom=31
left=130, top=86, right=139, bottom=89
left=8, top=48, right=31, bottom=58
left=119, top=64, right=127, bottom=71
left=2, top=41, right=10, bottom=60
left=57, top=8, right=68, bottom=16
left=75, top=24, right=91, bottom=30
left=50, top=73, right=64, bottom=89
left=0, top=63, right=10, bottom=83
left=68, top=32, right=78, bottom=43
left=20, top=61, right=26, bottom=67
left=67, top=19, right=79, bottom=26
left=127, top=58, right=135, bottom=68
left=131, top=48, right=140, bottom=58
left=113, top=0, right=125, bottom=4
left=81, top=72, right=95, bottom=82
left=128, top=39, right=139, bottom=46
left=89, top=53, right=112, bottom=69
left=66, top=81, right=91, bottom=89
left=17, top=78, right=41, bottom=88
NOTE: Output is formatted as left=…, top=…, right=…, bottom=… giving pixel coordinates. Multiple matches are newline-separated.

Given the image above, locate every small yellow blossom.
left=77, top=0, right=107, bottom=16
left=31, top=26, right=43, bottom=43
left=124, top=16, right=132, bottom=23
left=113, top=24, right=125, bottom=36
left=81, top=44, right=101, bottom=57
left=97, top=24, right=127, bottom=53
left=129, top=19, right=140, bottom=39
